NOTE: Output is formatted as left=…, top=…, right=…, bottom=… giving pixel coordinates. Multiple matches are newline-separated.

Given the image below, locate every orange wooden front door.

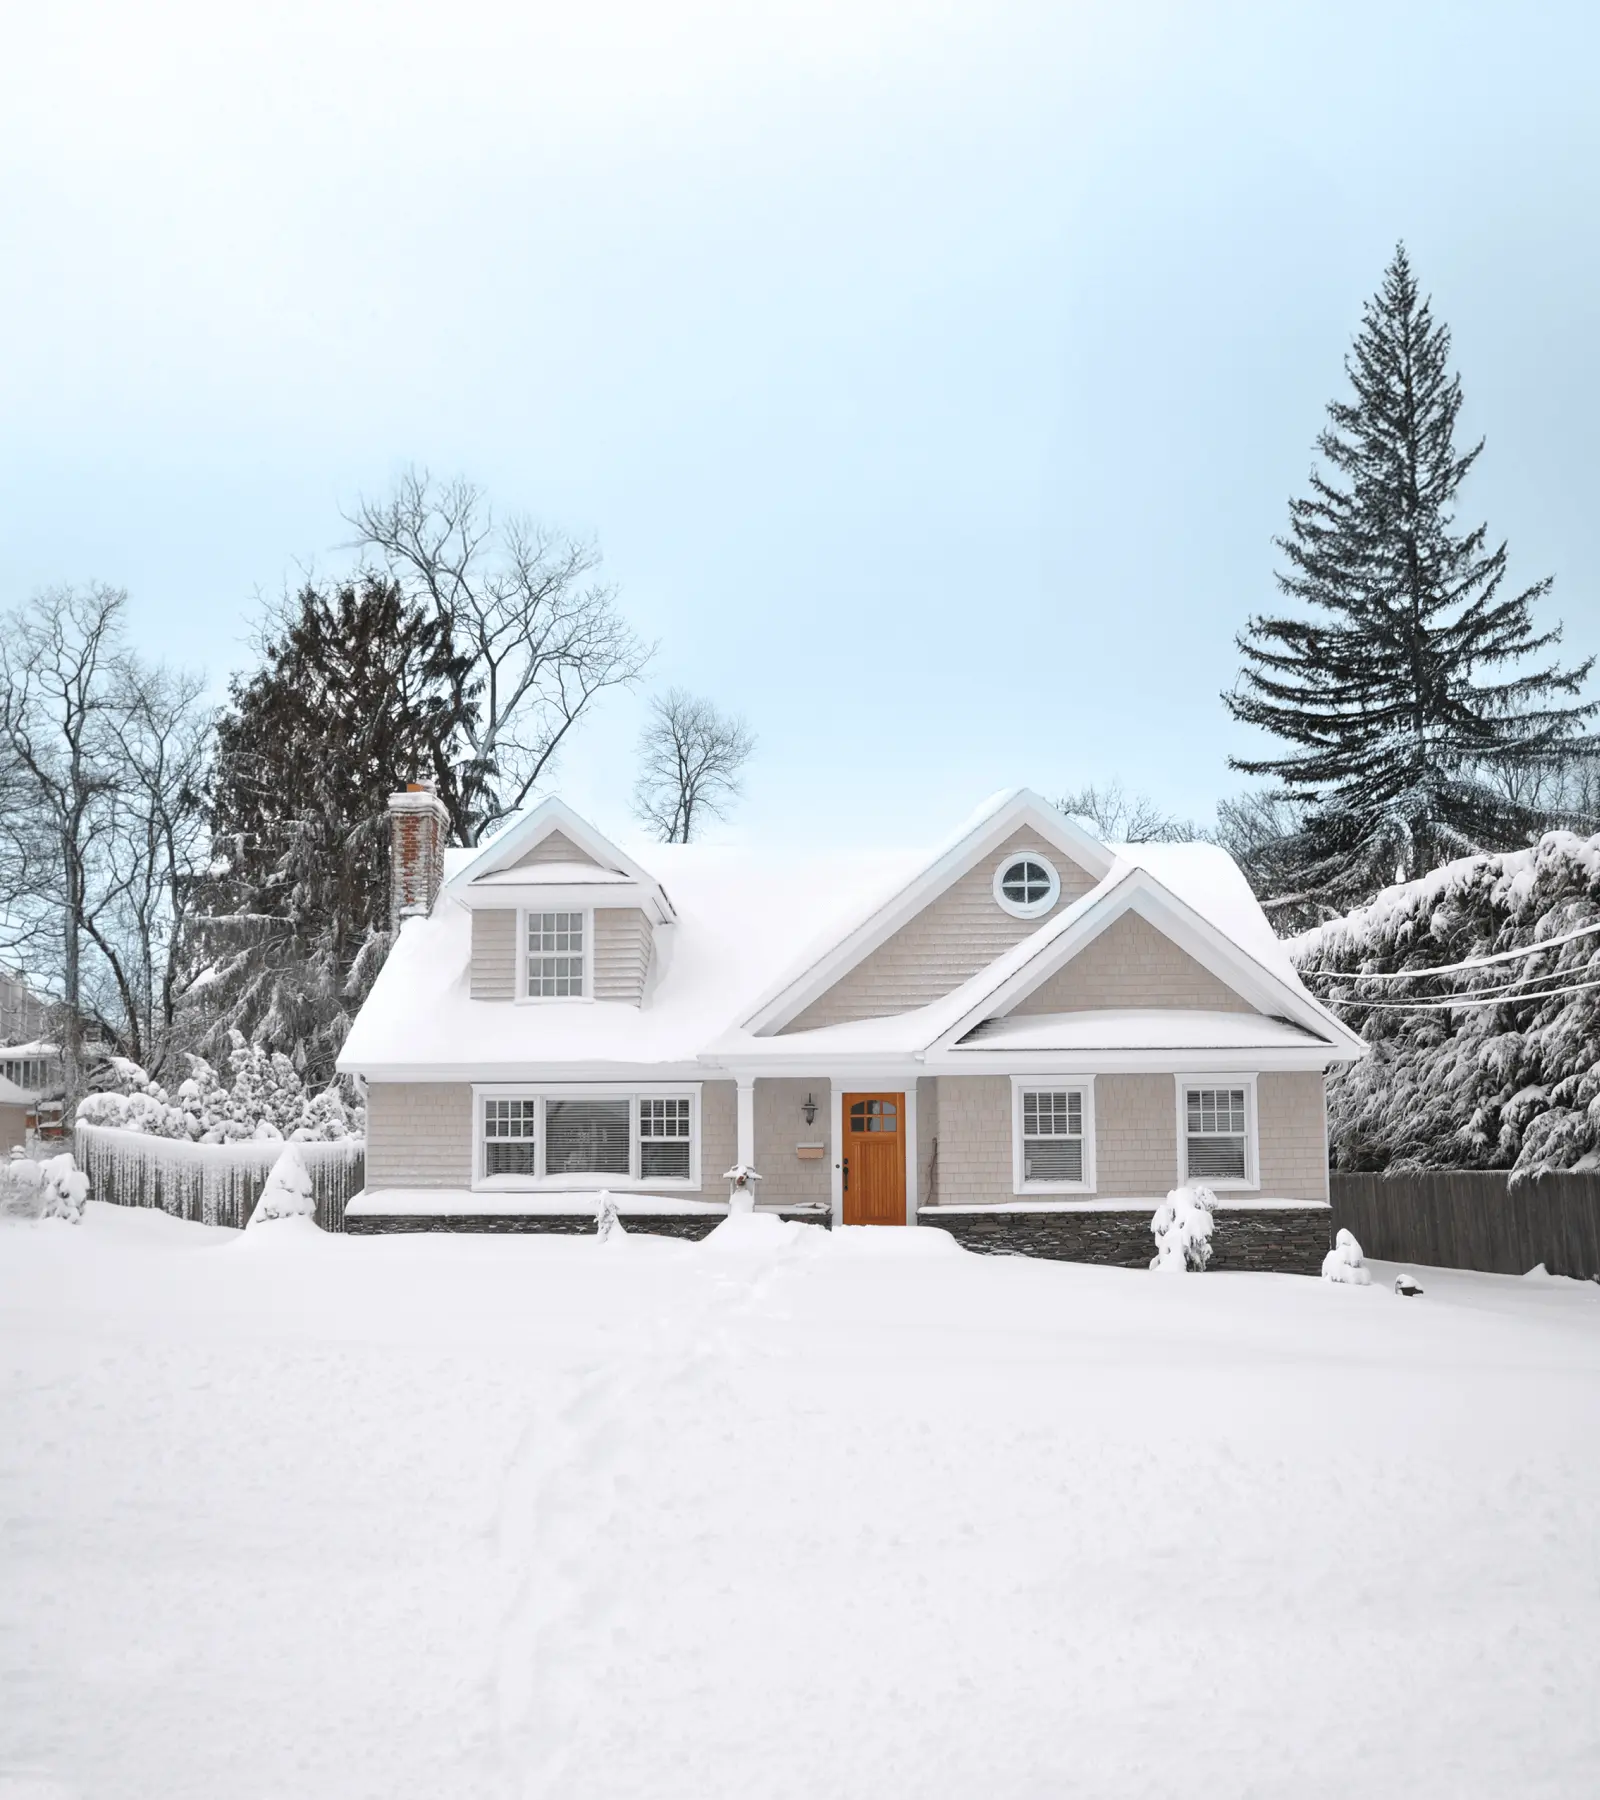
left=842, top=1093, right=906, bottom=1225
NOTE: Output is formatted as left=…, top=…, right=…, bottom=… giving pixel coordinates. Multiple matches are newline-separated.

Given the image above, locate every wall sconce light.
left=802, top=1092, right=818, bottom=1127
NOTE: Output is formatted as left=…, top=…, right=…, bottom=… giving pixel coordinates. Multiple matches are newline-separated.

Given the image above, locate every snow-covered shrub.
left=0, top=1150, right=88, bottom=1223
left=1150, top=1185, right=1216, bottom=1273
left=248, top=1144, right=316, bottom=1226
left=1321, top=1227, right=1372, bottom=1285
left=1293, top=830, right=1600, bottom=1176
left=595, top=1190, right=625, bottom=1242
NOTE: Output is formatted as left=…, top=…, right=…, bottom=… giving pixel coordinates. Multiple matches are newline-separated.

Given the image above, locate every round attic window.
left=994, top=852, right=1060, bottom=919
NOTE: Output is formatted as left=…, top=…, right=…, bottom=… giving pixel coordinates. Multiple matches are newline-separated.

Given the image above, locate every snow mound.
left=822, top=1224, right=965, bottom=1257
left=701, top=1211, right=815, bottom=1255
left=1321, top=1227, right=1372, bottom=1285
left=248, top=1145, right=318, bottom=1229
left=1150, top=1185, right=1215, bottom=1273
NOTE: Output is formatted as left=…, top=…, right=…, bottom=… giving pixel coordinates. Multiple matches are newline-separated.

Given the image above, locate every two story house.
left=337, top=785, right=1364, bottom=1269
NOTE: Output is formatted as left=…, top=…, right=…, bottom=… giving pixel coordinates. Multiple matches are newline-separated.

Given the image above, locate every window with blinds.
left=544, top=1098, right=630, bottom=1176
left=1184, top=1086, right=1249, bottom=1182
left=482, top=1097, right=538, bottom=1177
left=527, top=911, right=584, bottom=997
left=1021, top=1088, right=1086, bottom=1184
left=639, top=1097, right=692, bottom=1179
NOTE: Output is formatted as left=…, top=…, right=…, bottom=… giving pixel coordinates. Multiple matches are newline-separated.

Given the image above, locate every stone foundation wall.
left=920, top=1204, right=1330, bottom=1275
left=346, top=1206, right=832, bottom=1239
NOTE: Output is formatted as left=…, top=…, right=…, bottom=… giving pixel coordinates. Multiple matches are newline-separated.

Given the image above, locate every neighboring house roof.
left=0, top=1073, right=30, bottom=1107
left=338, top=788, right=1364, bottom=1082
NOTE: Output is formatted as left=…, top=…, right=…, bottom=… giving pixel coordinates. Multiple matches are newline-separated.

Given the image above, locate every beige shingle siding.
left=1257, top=1073, right=1328, bottom=1201
left=470, top=909, right=517, bottom=1000
left=1094, top=1074, right=1177, bottom=1197
left=512, top=828, right=599, bottom=868
left=700, top=1081, right=737, bottom=1198
left=1010, top=911, right=1256, bottom=1015
left=366, top=1083, right=474, bottom=1187
left=783, top=829, right=1097, bottom=1031
left=593, top=908, right=652, bottom=1005
left=753, top=1078, right=832, bottom=1209
left=917, top=1076, right=940, bottom=1207
left=931, top=1076, right=1013, bottom=1204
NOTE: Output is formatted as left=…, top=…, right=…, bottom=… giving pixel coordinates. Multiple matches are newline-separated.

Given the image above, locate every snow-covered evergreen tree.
left=192, top=574, right=474, bottom=1086
left=248, top=1143, right=317, bottom=1226
left=1322, top=1228, right=1372, bottom=1285
left=1294, top=829, right=1600, bottom=1173
left=1150, top=1186, right=1215, bottom=1272
left=1227, top=245, right=1595, bottom=915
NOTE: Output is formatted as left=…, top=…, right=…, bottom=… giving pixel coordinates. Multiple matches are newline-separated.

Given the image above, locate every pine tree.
left=192, top=575, right=474, bottom=1084
left=1226, top=245, right=1595, bottom=909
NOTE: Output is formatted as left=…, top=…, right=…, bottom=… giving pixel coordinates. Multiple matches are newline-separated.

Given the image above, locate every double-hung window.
left=1014, top=1082, right=1093, bottom=1192
left=639, top=1097, right=692, bottom=1179
left=1181, top=1083, right=1252, bottom=1185
left=526, top=911, right=585, bottom=998
left=483, top=1098, right=539, bottom=1177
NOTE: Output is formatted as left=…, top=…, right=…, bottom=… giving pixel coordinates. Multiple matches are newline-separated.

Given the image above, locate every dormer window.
left=993, top=852, right=1060, bottom=919
left=527, top=910, right=585, bottom=997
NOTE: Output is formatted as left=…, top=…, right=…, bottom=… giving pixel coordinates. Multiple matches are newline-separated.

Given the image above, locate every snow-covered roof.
left=340, top=791, right=1361, bottom=1080
left=0, top=1073, right=30, bottom=1106
left=955, top=1009, right=1326, bottom=1053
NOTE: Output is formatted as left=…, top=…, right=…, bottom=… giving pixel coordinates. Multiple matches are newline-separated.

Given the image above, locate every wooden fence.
left=1330, top=1170, right=1600, bottom=1280
left=76, top=1124, right=364, bottom=1233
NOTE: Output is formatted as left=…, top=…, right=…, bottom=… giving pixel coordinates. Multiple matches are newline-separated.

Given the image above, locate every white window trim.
left=471, top=1082, right=701, bottom=1191
left=1174, top=1072, right=1259, bottom=1193
left=516, top=906, right=595, bottom=1004
left=993, top=849, right=1061, bottom=920
left=1010, top=1074, right=1096, bottom=1195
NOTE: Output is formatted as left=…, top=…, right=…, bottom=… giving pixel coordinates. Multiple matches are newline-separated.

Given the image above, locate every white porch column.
left=904, top=1080, right=919, bottom=1226
left=829, top=1084, right=844, bottom=1226
left=736, top=1076, right=756, bottom=1172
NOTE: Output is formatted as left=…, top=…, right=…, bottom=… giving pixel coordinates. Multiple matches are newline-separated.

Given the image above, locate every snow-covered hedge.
left=1294, top=831, right=1600, bottom=1177
left=75, top=1124, right=364, bottom=1230
left=0, top=1149, right=90, bottom=1223
left=75, top=1033, right=362, bottom=1145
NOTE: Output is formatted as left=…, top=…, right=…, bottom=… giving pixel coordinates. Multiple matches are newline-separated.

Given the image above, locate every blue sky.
left=3, top=0, right=1596, bottom=848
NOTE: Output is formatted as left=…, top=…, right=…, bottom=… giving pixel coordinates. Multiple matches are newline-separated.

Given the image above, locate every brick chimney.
left=388, top=782, right=451, bottom=935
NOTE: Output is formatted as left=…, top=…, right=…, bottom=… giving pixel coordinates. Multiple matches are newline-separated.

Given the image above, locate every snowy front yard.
left=3, top=1208, right=1598, bottom=1800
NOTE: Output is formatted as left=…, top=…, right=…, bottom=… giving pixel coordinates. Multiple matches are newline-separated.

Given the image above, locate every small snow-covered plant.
left=1321, top=1227, right=1372, bottom=1285
left=0, top=1153, right=46, bottom=1220
left=723, top=1163, right=762, bottom=1213
left=595, top=1189, right=625, bottom=1243
left=1150, top=1184, right=1216, bottom=1273
left=1, top=1152, right=90, bottom=1223
left=248, top=1143, right=317, bottom=1227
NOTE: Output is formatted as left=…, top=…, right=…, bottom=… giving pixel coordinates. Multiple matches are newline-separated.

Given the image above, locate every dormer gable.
left=744, top=790, right=1115, bottom=1036
left=449, top=798, right=675, bottom=925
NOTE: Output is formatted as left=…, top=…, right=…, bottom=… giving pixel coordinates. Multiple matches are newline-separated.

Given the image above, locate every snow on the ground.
left=2, top=1205, right=1598, bottom=1800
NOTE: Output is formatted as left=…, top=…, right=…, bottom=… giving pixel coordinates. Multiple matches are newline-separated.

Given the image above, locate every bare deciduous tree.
left=347, top=469, right=651, bottom=843
left=1057, top=780, right=1202, bottom=845
left=633, top=689, right=756, bottom=843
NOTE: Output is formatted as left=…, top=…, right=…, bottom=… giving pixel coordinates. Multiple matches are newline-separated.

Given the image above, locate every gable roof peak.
left=449, top=796, right=676, bottom=919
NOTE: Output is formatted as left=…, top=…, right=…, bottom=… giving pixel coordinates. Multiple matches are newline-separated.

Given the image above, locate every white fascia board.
left=739, top=790, right=1115, bottom=1036
left=925, top=1044, right=1341, bottom=1075
left=350, top=1060, right=709, bottom=1085
left=450, top=796, right=676, bottom=921
left=452, top=879, right=665, bottom=921
left=929, top=870, right=1365, bottom=1061
left=702, top=1053, right=928, bottom=1085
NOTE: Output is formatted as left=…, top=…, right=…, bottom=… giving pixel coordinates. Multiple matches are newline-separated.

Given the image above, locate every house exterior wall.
left=1258, top=1072, right=1329, bottom=1202
left=753, top=1078, right=831, bottom=1210
left=698, top=1080, right=738, bottom=1200
left=512, top=829, right=600, bottom=868
left=917, top=1075, right=940, bottom=1208
left=931, top=1077, right=1013, bottom=1205
left=366, top=1083, right=474, bottom=1188
left=470, top=910, right=517, bottom=1001
left=1010, top=912, right=1255, bottom=1015
left=1094, top=1074, right=1176, bottom=1198
left=784, top=828, right=1098, bottom=1032
left=930, top=1070, right=1330, bottom=1205
left=593, top=908, right=652, bottom=1005
left=0, top=1102, right=27, bottom=1156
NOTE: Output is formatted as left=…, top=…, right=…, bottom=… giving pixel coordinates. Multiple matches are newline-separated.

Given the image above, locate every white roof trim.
left=927, top=864, right=1366, bottom=1060
left=739, top=789, right=1114, bottom=1036
left=449, top=797, right=676, bottom=922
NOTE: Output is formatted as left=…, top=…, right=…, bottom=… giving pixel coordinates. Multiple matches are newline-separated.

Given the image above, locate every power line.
left=1324, top=971, right=1600, bottom=1013
left=1297, top=917, right=1600, bottom=982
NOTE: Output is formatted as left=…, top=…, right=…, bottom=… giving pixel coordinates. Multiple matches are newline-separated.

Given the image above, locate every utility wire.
left=1324, top=971, right=1600, bottom=1012
left=1297, top=917, right=1600, bottom=982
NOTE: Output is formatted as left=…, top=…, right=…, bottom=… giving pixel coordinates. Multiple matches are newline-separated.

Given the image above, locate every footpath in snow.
left=2, top=1204, right=1598, bottom=1800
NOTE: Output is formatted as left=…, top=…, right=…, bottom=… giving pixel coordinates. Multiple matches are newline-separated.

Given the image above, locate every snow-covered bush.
left=1293, top=831, right=1600, bottom=1176
left=1150, top=1185, right=1216, bottom=1273
left=1321, top=1227, right=1372, bottom=1285
left=595, top=1190, right=625, bottom=1242
left=0, top=1150, right=89, bottom=1223
left=248, top=1144, right=316, bottom=1226
left=78, top=1036, right=362, bottom=1145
